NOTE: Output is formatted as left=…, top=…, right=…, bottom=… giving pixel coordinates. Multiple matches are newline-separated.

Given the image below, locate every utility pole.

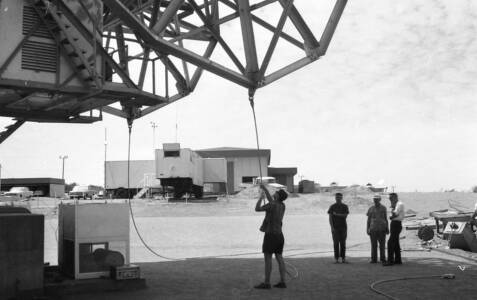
left=175, top=105, right=178, bottom=143
left=0, top=163, right=2, bottom=193
left=150, top=121, right=158, bottom=150
left=104, top=127, right=107, bottom=190
left=59, top=155, right=68, bottom=180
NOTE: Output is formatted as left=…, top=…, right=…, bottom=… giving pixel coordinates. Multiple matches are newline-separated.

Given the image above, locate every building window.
left=242, top=176, right=254, bottom=183
left=164, top=150, right=180, bottom=157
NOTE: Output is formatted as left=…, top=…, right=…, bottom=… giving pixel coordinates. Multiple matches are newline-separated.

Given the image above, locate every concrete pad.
left=58, top=256, right=477, bottom=300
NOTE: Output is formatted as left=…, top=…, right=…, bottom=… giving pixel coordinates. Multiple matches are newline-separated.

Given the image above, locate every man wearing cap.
left=328, top=193, right=349, bottom=263
left=383, top=193, right=404, bottom=266
left=254, top=185, right=288, bottom=289
left=366, top=195, right=389, bottom=263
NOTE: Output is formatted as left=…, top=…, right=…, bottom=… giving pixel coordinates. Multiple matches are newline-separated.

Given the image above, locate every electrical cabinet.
left=58, top=203, right=129, bottom=279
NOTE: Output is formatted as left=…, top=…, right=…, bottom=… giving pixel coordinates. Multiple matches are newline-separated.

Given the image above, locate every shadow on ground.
left=61, top=256, right=477, bottom=300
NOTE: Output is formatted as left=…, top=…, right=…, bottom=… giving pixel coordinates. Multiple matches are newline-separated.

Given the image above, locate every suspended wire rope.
left=127, top=122, right=183, bottom=261
left=248, top=89, right=299, bottom=279
left=123, top=91, right=299, bottom=279
left=248, top=90, right=263, bottom=181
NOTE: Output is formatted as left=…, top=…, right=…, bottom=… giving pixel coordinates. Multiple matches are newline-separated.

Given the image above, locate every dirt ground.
left=23, top=192, right=477, bottom=299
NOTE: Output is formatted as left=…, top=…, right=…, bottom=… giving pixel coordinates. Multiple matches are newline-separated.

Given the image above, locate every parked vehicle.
left=4, top=187, right=33, bottom=199
left=253, top=177, right=286, bottom=190
left=33, top=190, right=44, bottom=197
left=93, top=190, right=105, bottom=199
left=69, top=186, right=96, bottom=200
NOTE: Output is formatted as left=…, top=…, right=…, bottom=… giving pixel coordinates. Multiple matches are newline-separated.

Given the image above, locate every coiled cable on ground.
left=369, top=274, right=455, bottom=300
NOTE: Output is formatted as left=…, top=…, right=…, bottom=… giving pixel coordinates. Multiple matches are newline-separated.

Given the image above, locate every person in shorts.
left=254, top=184, right=288, bottom=289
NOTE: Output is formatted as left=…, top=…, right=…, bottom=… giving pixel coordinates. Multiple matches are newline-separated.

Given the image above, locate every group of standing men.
left=328, top=192, right=405, bottom=265
left=253, top=184, right=405, bottom=290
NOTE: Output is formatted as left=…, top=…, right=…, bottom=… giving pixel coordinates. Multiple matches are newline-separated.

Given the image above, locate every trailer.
left=156, top=143, right=226, bottom=199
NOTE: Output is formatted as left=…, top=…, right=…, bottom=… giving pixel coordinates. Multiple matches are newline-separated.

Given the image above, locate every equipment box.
left=58, top=203, right=130, bottom=279
left=111, top=264, right=141, bottom=280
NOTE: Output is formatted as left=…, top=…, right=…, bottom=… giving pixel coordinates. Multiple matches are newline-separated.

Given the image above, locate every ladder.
left=32, top=0, right=102, bottom=88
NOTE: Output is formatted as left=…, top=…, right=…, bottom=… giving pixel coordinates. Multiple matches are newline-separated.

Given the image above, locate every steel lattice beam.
left=101, top=0, right=348, bottom=89
left=0, top=0, right=347, bottom=144
left=0, top=120, right=25, bottom=144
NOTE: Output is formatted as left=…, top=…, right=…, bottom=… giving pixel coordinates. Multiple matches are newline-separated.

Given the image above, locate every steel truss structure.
left=0, top=0, right=347, bottom=143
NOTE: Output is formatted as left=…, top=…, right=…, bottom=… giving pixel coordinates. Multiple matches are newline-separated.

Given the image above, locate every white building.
left=195, top=147, right=270, bottom=193
left=105, top=146, right=296, bottom=196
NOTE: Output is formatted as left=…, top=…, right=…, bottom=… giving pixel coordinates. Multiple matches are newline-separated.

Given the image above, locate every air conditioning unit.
left=58, top=203, right=130, bottom=279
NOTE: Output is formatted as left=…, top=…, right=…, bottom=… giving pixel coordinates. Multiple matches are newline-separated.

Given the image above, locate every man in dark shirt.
left=328, top=193, right=349, bottom=263
left=254, top=184, right=288, bottom=289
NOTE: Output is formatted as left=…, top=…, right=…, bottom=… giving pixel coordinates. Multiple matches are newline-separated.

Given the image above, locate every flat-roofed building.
left=268, top=167, right=298, bottom=192
left=0, top=177, right=65, bottom=197
left=196, top=147, right=271, bottom=194
left=105, top=146, right=297, bottom=196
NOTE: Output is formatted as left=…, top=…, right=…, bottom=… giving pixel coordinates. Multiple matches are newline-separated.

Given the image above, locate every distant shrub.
left=65, top=182, right=78, bottom=193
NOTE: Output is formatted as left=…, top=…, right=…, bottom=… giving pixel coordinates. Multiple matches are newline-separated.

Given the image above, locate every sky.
left=1, top=0, right=477, bottom=192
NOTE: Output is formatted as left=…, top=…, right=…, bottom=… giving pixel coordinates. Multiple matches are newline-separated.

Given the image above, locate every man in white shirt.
left=383, top=193, right=404, bottom=266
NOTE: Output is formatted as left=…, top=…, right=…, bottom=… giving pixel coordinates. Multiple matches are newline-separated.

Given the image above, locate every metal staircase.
left=32, top=0, right=102, bottom=88
left=133, top=187, right=149, bottom=199
left=134, top=173, right=161, bottom=199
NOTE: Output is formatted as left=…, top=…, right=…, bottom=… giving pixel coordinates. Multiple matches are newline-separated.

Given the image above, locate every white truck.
left=69, top=185, right=96, bottom=200
left=253, top=177, right=286, bottom=190
left=4, top=186, right=33, bottom=199
left=156, top=143, right=226, bottom=199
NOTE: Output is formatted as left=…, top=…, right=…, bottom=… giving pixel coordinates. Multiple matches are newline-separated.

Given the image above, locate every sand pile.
left=234, top=185, right=261, bottom=199
left=347, top=195, right=373, bottom=206
left=341, top=185, right=374, bottom=195
left=234, top=185, right=285, bottom=200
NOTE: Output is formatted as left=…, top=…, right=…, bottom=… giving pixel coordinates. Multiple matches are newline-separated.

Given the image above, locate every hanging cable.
left=124, top=119, right=301, bottom=263
left=127, top=120, right=131, bottom=202
left=249, top=89, right=266, bottom=209
left=248, top=89, right=263, bottom=182
left=126, top=119, right=183, bottom=261
left=122, top=95, right=299, bottom=272
left=248, top=89, right=298, bottom=279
